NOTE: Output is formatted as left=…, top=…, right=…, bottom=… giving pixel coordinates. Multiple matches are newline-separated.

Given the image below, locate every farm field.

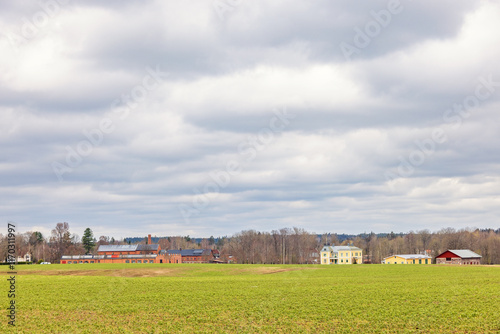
left=1, top=264, right=499, bottom=333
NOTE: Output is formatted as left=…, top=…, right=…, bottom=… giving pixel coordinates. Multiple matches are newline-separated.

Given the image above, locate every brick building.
left=62, top=234, right=162, bottom=264
left=61, top=234, right=220, bottom=264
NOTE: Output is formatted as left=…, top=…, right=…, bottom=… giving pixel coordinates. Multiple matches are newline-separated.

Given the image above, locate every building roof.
left=98, top=244, right=138, bottom=252
left=321, top=245, right=362, bottom=252
left=181, top=249, right=210, bottom=256
left=160, top=250, right=181, bottom=255
left=97, top=244, right=159, bottom=253
left=159, top=249, right=213, bottom=256
left=137, top=244, right=159, bottom=251
left=441, top=249, right=482, bottom=258
left=384, top=254, right=431, bottom=260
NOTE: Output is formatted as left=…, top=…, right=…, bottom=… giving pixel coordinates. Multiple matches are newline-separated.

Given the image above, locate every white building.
left=320, top=244, right=363, bottom=264
left=17, top=253, right=32, bottom=262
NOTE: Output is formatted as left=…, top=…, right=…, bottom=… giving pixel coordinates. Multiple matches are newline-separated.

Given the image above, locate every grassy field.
left=1, top=264, right=499, bottom=333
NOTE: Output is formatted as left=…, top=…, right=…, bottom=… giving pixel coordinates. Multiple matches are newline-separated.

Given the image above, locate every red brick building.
left=62, top=234, right=162, bottom=264
left=435, top=249, right=481, bottom=265
left=61, top=234, right=220, bottom=264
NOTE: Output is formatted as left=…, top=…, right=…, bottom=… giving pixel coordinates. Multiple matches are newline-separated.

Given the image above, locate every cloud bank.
left=1, top=0, right=499, bottom=238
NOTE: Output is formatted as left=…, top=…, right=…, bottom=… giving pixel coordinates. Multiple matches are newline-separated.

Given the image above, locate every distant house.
left=17, top=253, right=32, bottom=263
left=320, top=244, right=363, bottom=264
left=435, top=249, right=481, bottom=265
left=383, top=254, right=431, bottom=264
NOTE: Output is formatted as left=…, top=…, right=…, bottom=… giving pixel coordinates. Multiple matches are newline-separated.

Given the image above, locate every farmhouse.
left=383, top=254, right=431, bottom=264
left=320, top=244, right=363, bottom=264
left=435, top=249, right=481, bottom=265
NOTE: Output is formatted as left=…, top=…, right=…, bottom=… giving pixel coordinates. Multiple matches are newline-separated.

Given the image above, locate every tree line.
left=1, top=223, right=499, bottom=264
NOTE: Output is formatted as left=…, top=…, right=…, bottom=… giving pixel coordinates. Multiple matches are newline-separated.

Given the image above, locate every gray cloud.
left=1, top=0, right=499, bottom=238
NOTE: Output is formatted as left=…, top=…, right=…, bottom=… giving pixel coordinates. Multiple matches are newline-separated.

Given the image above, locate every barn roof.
left=446, top=249, right=482, bottom=258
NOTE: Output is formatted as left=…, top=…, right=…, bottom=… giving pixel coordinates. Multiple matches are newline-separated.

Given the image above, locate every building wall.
left=435, top=251, right=481, bottom=265
left=435, top=257, right=480, bottom=265
left=63, top=258, right=158, bottom=264
left=158, top=254, right=182, bottom=264
left=321, top=249, right=363, bottom=265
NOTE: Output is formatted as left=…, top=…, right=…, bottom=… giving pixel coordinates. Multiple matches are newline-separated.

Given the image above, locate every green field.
left=1, top=264, right=499, bottom=333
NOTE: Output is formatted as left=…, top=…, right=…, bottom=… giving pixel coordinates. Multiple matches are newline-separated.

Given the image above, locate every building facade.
left=62, top=243, right=162, bottom=264
left=435, top=249, right=481, bottom=265
left=61, top=234, right=220, bottom=264
left=320, top=244, right=363, bottom=264
left=383, top=254, right=431, bottom=264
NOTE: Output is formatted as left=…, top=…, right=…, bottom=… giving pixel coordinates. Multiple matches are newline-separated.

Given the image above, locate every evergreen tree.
left=82, top=228, right=96, bottom=254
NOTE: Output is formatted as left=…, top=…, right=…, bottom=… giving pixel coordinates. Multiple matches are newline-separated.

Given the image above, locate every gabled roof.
left=98, top=244, right=138, bottom=252
left=180, top=249, right=211, bottom=256
left=384, top=254, right=431, bottom=260
left=321, top=245, right=362, bottom=252
left=137, top=244, right=159, bottom=251
left=97, top=244, right=159, bottom=252
left=160, top=250, right=181, bottom=255
left=442, top=249, right=482, bottom=258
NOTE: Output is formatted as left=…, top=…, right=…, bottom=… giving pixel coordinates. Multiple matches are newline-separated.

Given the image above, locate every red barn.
left=435, top=249, right=481, bottom=265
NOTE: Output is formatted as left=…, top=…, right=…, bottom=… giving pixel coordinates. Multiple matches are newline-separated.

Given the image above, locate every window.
left=125, top=260, right=130, bottom=263
left=132, top=260, right=135, bottom=263
left=138, top=260, right=142, bottom=263
left=150, top=260, right=153, bottom=263
left=446, top=257, right=451, bottom=261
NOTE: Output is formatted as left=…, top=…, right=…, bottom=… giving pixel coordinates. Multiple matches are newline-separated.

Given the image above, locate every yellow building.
left=320, top=244, right=363, bottom=265
left=383, top=254, right=431, bottom=264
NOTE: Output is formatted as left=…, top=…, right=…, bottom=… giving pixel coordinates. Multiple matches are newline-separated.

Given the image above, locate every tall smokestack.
left=148, top=234, right=151, bottom=245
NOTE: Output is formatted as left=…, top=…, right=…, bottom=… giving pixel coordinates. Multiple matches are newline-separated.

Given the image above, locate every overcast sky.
left=1, top=0, right=499, bottom=239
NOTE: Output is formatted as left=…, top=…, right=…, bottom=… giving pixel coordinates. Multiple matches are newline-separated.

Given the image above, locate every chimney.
left=148, top=234, right=151, bottom=245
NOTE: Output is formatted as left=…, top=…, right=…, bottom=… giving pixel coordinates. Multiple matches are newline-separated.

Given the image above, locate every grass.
left=1, top=264, right=499, bottom=333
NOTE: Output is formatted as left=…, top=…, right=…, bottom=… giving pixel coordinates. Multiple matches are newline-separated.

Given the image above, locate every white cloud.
left=2, top=0, right=499, bottom=238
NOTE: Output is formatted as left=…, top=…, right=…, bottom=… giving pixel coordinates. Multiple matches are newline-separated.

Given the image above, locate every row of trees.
left=1, top=223, right=499, bottom=264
